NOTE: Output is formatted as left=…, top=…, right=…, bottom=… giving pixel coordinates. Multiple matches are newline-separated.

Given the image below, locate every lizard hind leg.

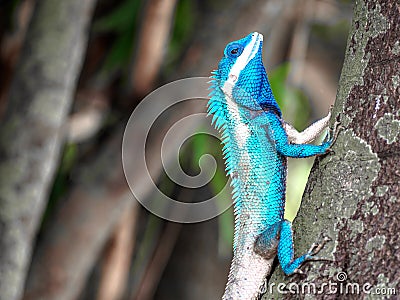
left=277, top=220, right=328, bottom=275
left=253, top=221, right=283, bottom=260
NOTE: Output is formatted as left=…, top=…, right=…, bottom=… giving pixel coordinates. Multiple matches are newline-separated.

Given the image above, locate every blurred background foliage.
left=0, top=0, right=351, bottom=299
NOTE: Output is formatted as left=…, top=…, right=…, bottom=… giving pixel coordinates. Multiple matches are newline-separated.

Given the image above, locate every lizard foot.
left=332, top=119, right=343, bottom=141
left=305, top=236, right=332, bottom=261
left=323, top=120, right=343, bottom=155
left=308, top=236, right=331, bottom=255
left=292, top=268, right=306, bottom=276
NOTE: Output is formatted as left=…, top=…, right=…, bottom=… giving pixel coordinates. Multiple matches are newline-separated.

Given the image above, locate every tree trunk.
left=267, top=0, right=400, bottom=298
left=0, top=1, right=96, bottom=300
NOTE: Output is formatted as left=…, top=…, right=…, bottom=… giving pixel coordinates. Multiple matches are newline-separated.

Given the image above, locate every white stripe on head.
left=222, top=32, right=263, bottom=148
left=222, top=32, right=263, bottom=96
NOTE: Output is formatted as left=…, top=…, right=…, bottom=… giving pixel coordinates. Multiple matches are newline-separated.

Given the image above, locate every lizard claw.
left=303, top=236, right=333, bottom=264
left=306, top=255, right=334, bottom=262
left=292, top=268, right=305, bottom=276
left=323, top=118, right=342, bottom=151
left=308, top=236, right=331, bottom=256
left=307, top=242, right=319, bottom=254
left=330, top=117, right=343, bottom=143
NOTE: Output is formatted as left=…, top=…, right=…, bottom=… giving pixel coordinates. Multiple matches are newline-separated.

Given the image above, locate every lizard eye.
left=226, top=44, right=243, bottom=58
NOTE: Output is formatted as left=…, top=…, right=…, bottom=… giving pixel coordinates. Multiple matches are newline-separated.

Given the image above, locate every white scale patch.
left=226, top=96, right=250, bottom=148
left=226, top=248, right=273, bottom=299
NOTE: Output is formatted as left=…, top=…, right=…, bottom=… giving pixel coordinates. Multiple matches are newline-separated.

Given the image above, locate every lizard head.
left=212, top=32, right=281, bottom=116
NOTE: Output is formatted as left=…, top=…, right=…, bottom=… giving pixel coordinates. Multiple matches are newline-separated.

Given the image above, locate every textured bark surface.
left=0, top=1, right=96, bottom=300
left=267, top=0, right=400, bottom=298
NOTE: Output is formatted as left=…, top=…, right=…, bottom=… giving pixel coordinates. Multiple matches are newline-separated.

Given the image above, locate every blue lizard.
left=207, top=32, right=337, bottom=299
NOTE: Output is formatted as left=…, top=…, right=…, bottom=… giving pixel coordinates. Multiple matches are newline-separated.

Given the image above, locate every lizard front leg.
left=283, top=111, right=331, bottom=144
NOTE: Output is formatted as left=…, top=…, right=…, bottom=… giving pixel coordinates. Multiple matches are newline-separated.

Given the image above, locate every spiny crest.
left=208, top=71, right=243, bottom=210
left=207, top=76, right=239, bottom=172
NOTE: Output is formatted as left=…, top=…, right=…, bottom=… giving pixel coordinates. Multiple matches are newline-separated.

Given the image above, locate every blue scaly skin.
left=207, top=32, right=337, bottom=299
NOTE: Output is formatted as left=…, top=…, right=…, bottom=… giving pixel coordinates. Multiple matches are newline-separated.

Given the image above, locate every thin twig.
left=97, top=205, right=138, bottom=300
left=131, top=0, right=178, bottom=96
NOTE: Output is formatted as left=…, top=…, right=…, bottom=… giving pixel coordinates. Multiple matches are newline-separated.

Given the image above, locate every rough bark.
left=267, top=0, right=400, bottom=298
left=0, top=1, right=96, bottom=300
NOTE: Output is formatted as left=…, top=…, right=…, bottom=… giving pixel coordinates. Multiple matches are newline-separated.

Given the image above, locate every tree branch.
left=268, top=0, right=400, bottom=298
left=0, top=1, right=97, bottom=300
